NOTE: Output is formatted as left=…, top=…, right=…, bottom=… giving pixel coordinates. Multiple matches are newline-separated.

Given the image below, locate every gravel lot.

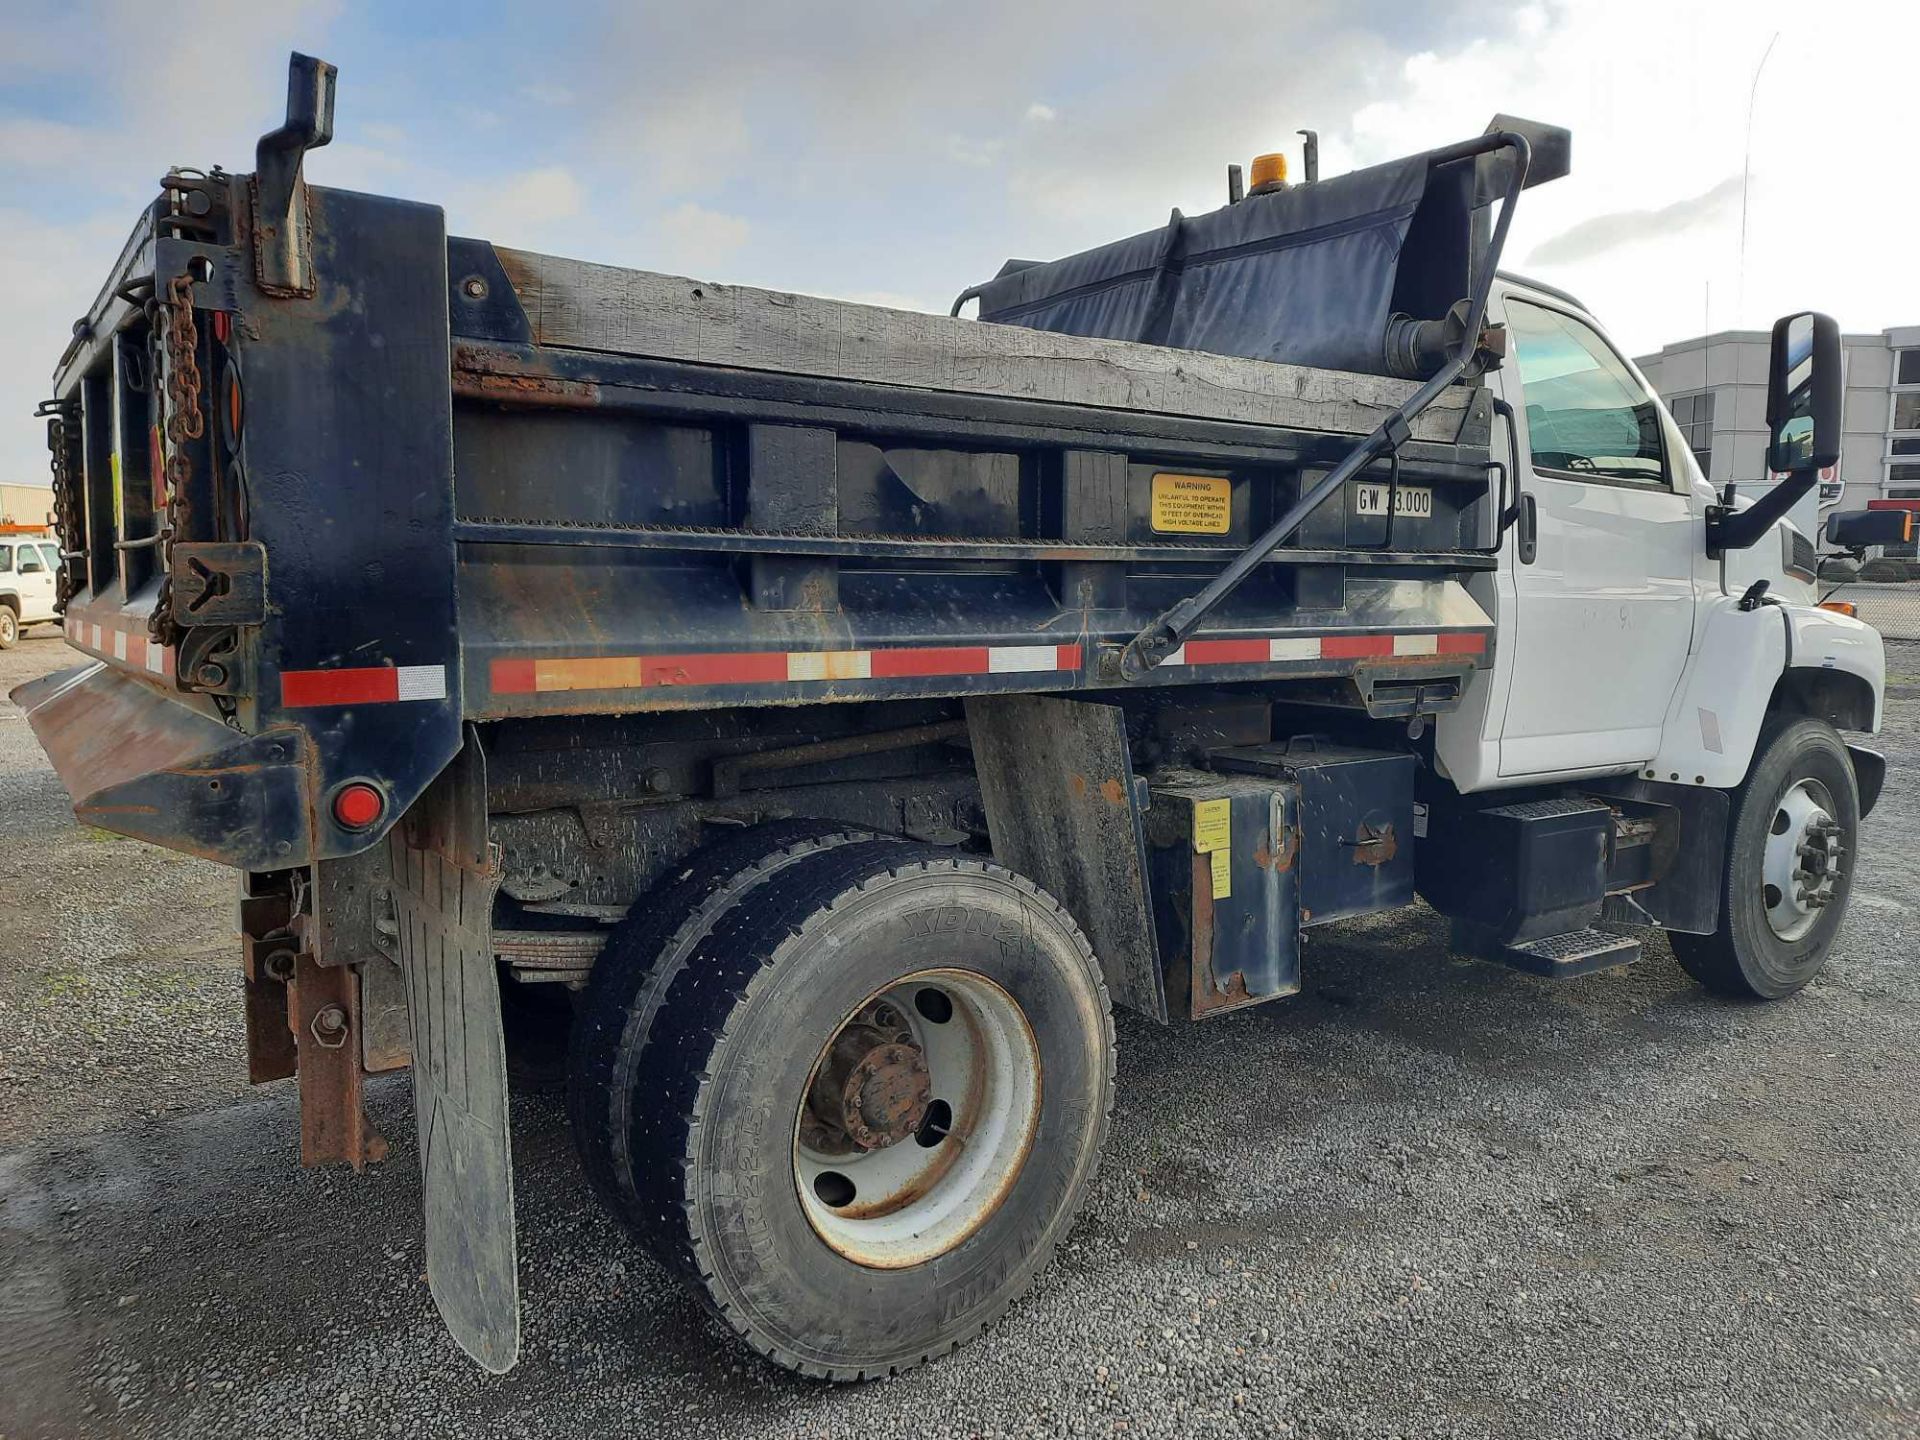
left=2, top=635, right=1917, bottom=1440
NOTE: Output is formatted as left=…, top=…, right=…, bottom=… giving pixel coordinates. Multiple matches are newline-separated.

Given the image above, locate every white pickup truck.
left=0, top=535, right=61, bottom=648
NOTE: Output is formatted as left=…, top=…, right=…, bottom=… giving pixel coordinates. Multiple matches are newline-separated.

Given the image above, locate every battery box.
left=1143, top=771, right=1301, bottom=1018
left=1210, top=741, right=1416, bottom=926
left=1142, top=741, right=1417, bottom=1019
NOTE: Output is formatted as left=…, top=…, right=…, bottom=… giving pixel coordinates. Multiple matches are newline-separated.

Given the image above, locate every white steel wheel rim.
left=1760, top=777, right=1840, bottom=942
left=793, top=968, right=1042, bottom=1269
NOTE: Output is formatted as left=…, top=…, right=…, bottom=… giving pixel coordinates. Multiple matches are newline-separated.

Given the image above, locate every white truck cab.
left=1442, top=277, right=1882, bottom=791
left=1440, top=280, right=1883, bottom=998
left=0, top=536, right=61, bottom=648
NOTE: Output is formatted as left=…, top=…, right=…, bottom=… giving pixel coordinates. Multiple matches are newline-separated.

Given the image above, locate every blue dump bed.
left=16, top=105, right=1569, bottom=875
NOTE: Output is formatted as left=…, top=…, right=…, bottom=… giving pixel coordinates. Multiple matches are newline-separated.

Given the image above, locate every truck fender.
left=1648, top=598, right=1885, bottom=792
left=1779, top=602, right=1884, bottom=734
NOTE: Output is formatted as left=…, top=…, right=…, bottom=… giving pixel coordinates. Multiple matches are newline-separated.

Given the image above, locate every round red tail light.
left=332, top=782, right=385, bottom=831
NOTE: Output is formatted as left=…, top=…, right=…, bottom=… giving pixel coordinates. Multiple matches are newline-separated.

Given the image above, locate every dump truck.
left=17, top=55, right=1886, bottom=1379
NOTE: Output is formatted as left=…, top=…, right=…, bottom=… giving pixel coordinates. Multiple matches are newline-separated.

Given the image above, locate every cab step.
left=1451, top=921, right=1641, bottom=978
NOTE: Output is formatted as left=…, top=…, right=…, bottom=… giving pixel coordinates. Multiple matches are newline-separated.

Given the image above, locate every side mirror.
left=1766, top=311, right=1841, bottom=475
left=1825, top=507, right=1913, bottom=553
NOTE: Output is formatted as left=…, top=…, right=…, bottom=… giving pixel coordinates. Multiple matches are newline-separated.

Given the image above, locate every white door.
left=1496, top=297, right=1699, bottom=777
left=5, top=541, right=59, bottom=624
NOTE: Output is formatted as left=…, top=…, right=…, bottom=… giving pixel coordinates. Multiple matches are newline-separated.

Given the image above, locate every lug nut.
left=309, top=1004, right=350, bottom=1049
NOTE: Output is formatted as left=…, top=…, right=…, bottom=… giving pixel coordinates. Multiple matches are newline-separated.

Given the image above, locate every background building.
left=1635, top=325, right=1920, bottom=554
left=0, top=482, right=53, bottom=532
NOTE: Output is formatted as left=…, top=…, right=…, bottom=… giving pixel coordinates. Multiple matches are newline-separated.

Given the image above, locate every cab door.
left=12, top=542, right=58, bottom=623
left=1495, top=295, right=1699, bottom=777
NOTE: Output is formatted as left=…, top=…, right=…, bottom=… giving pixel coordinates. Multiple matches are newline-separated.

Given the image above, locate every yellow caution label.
left=1192, top=797, right=1231, bottom=853
left=110, top=450, right=123, bottom=530
left=1150, top=473, right=1231, bottom=534
left=1209, top=846, right=1232, bottom=900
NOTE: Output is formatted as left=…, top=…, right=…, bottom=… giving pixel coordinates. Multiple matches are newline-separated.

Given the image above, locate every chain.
left=43, top=407, right=85, bottom=614
left=150, top=271, right=204, bottom=647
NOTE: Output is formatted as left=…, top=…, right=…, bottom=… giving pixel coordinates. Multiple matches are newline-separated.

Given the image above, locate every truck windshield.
left=1506, top=299, right=1666, bottom=484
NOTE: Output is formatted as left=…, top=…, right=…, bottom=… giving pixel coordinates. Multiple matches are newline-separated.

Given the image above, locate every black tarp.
left=971, top=150, right=1479, bottom=378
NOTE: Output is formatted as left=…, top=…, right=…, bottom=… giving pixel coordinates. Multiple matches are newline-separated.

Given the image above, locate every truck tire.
left=616, top=841, right=1114, bottom=1379
left=568, top=819, right=874, bottom=1229
left=1670, top=715, right=1858, bottom=999
left=0, top=606, right=16, bottom=649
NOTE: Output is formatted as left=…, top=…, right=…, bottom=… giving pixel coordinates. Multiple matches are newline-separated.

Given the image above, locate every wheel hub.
left=801, top=1003, right=931, bottom=1153
left=793, top=970, right=1043, bottom=1268
left=1761, top=778, right=1844, bottom=941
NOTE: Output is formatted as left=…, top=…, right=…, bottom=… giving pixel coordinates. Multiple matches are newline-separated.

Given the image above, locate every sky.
left=1, top=0, right=1914, bottom=490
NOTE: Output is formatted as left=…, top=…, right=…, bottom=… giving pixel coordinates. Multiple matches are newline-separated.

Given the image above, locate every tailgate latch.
left=171, top=540, right=267, bottom=627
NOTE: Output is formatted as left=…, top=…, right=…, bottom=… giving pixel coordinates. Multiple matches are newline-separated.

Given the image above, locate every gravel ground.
left=2, top=637, right=1917, bottom=1440
left=0, top=634, right=242, bottom=1147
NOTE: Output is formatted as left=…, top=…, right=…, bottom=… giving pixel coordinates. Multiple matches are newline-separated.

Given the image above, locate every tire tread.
left=635, top=844, right=1116, bottom=1380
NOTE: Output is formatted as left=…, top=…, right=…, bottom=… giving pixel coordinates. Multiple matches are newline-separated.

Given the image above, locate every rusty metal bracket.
left=288, top=951, right=387, bottom=1170
left=171, top=540, right=267, bottom=626
left=241, top=873, right=300, bottom=1086
left=251, top=53, right=335, bottom=297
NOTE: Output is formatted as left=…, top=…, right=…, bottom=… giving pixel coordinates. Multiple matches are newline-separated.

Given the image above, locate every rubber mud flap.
left=388, top=730, right=518, bottom=1372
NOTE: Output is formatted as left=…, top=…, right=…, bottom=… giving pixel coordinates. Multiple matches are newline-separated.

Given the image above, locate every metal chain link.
left=149, top=270, right=204, bottom=647
left=43, top=407, right=86, bottom=614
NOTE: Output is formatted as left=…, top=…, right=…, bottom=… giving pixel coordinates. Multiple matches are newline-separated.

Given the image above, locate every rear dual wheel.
left=570, top=834, right=1114, bottom=1379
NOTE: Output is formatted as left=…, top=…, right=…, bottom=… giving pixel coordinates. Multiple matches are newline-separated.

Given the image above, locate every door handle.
left=1516, top=492, right=1538, bottom=565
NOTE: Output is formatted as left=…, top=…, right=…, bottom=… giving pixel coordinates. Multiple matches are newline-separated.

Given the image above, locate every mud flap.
left=967, top=694, right=1167, bottom=1021
left=388, top=727, right=518, bottom=1373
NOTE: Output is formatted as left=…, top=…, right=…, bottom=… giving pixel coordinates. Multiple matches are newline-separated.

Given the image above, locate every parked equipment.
left=16, top=55, right=1884, bottom=1379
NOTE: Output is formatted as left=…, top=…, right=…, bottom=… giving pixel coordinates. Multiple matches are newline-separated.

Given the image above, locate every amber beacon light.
left=1248, top=152, right=1289, bottom=189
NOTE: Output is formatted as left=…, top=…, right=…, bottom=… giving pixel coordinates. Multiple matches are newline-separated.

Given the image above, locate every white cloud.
left=0, top=208, right=145, bottom=483
left=945, top=135, right=1005, bottom=168
left=1527, top=176, right=1744, bottom=268
left=1332, top=0, right=1920, bottom=353
left=652, top=203, right=751, bottom=273
left=0, top=115, right=94, bottom=169
left=820, top=287, right=950, bottom=316
left=493, top=167, right=587, bottom=219
left=441, top=167, right=588, bottom=252
left=1024, top=102, right=1057, bottom=124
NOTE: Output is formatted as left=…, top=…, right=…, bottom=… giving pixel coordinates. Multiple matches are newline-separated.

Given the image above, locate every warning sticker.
left=1209, top=847, right=1232, bottom=900
left=1192, top=797, right=1231, bottom=853
left=1151, top=473, right=1232, bottom=534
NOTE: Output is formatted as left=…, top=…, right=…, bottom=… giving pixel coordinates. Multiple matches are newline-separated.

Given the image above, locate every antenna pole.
left=1737, top=30, right=1780, bottom=323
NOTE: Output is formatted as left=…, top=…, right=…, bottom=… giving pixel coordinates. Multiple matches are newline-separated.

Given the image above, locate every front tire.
left=0, top=608, right=17, bottom=649
left=1670, top=715, right=1859, bottom=999
left=615, top=841, right=1115, bottom=1379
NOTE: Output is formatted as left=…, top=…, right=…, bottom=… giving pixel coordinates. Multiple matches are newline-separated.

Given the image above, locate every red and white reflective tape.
left=492, top=642, right=1085, bottom=696
left=64, top=612, right=175, bottom=679
left=1160, top=631, right=1484, bottom=666
left=280, top=664, right=449, bottom=708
